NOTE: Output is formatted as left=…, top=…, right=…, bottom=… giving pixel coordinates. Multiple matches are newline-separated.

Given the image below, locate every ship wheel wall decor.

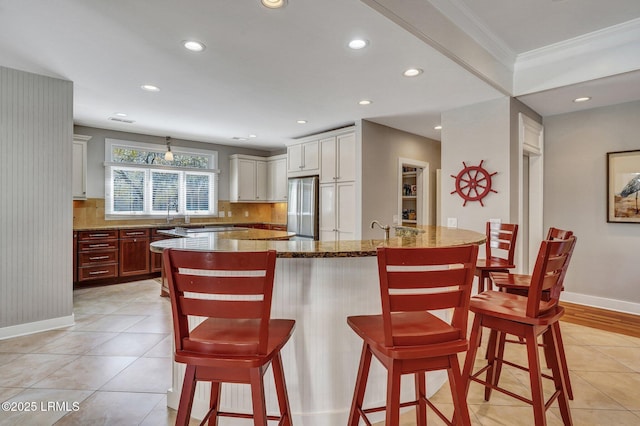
left=450, top=160, right=498, bottom=206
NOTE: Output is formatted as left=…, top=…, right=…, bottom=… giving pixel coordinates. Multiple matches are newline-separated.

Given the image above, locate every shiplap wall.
left=0, top=66, right=74, bottom=335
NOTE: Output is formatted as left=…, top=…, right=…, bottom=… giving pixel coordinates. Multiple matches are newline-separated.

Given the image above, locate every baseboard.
left=562, top=291, right=640, bottom=315
left=0, top=314, right=75, bottom=340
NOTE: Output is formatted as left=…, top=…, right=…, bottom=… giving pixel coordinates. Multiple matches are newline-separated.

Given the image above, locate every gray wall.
left=544, top=100, right=640, bottom=309
left=74, top=125, right=280, bottom=201
left=441, top=97, right=512, bottom=231
left=361, top=120, right=441, bottom=239
left=1, top=67, right=74, bottom=334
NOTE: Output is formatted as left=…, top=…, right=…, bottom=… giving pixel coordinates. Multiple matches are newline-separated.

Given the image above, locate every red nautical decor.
left=450, top=160, right=497, bottom=206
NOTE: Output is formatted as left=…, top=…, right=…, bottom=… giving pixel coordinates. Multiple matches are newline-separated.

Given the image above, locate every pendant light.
left=164, top=136, right=174, bottom=161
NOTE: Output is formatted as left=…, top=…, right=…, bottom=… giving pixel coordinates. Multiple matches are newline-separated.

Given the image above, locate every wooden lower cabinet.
left=73, top=232, right=77, bottom=283
left=119, top=229, right=150, bottom=277
left=77, top=230, right=119, bottom=282
left=151, top=228, right=173, bottom=273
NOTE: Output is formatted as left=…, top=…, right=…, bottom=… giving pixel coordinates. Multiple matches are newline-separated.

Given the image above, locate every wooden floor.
left=561, top=301, right=640, bottom=338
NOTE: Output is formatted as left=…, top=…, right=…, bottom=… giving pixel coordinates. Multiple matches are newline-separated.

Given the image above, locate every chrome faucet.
left=166, top=200, right=178, bottom=224
left=370, top=220, right=390, bottom=240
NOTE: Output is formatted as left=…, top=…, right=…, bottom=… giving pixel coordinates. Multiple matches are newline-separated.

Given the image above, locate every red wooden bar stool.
left=489, top=227, right=574, bottom=399
left=347, top=244, right=478, bottom=426
left=163, top=249, right=295, bottom=426
left=474, top=222, right=518, bottom=293
left=462, top=236, right=577, bottom=426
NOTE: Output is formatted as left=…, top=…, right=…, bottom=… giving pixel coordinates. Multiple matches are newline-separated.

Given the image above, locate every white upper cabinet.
left=230, top=154, right=287, bottom=203
left=287, top=140, right=319, bottom=176
left=319, top=132, right=356, bottom=184
left=229, top=154, right=267, bottom=202
left=267, top=155, right=287, bottom=202
left=73, top=134, right=91, bottom=200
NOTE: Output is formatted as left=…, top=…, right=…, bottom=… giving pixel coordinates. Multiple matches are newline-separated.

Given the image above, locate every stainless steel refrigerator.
left=287, top=176, right=319, bottom=240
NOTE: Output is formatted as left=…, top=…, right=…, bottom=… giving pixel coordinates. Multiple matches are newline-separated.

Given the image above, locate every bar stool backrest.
left=546, top=227, right=573, bottom=240
left=376, top=245, right=479, bottom=347
left=485, top=222, right=518, bottom=263
left=526, top=236, right=577, bottom=318
left=163, top=249, right=277, bottom=355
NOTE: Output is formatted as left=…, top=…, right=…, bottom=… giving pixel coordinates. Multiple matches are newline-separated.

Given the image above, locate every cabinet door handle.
left=89, top=270, right=109, bottom=275
left=89, top=243, right=109, bottom=248
left=125, top=232, right=145, bottom=236
left=89, top=256, right=109, bottom=261
left=89, top=233, right=109, bottom=238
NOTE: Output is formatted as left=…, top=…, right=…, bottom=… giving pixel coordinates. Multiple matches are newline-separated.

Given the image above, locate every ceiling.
left=1, top=0, right=639, bottom=151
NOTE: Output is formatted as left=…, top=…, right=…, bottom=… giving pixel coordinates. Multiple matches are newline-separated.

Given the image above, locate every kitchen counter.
left=159, top=226, right=485, bottom=425
left=73, top=221, right=286, bottom=231
left=150, top=225, right=485, bottom=257
left=157, top=227, right=294, bottom=240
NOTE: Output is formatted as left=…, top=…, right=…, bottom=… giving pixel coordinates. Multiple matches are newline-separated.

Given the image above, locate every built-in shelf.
left=398, top=158, right=430, bottom=228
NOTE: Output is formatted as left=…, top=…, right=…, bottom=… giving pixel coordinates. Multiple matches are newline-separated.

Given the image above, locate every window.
left=105, top=139, right=218, bottom=217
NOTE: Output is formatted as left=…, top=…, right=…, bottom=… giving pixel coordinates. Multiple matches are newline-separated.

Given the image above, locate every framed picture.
left=607, top=150, right=640, bottom=223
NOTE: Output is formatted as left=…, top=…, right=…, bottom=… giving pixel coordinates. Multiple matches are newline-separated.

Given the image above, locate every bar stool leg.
left=348, top=343, right=373, bottom=426
left=548, top=326, right=573, bottom=425
left=525, top=327, right=546, bottom=426
left=176, top=365, right=198, bottom=426
left=462, top=315, right=483, bottom=399
left=448, top=354, right=472, bottom=426
left=414, top=372, right=427, bottom=425
left=207, top=382, right=221, bottom=426
left=385, top=360, right=402, bottom=426
left=490, top=331, right=508, bottom=392
left=249, top=368, right=268, bottom=426
left=484, top=330, right=500, bottom=401
left=272, top=352, right=292, bottom=426
left=552, top=322, right=573, bottom=400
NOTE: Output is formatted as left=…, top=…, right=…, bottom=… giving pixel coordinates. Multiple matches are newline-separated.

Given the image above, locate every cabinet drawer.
left=78, top=264, right=118, bottom=281
left=78, top=230, right=118, bottom=241
left=78, top=250, right=118, bottom=266
left=119, top=229, right=150, bottom=238
left=78, top=240, right=119, bottom=251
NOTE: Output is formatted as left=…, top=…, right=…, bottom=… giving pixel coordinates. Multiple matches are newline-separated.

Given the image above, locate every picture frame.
left=607, top=150, right=640, bottom=223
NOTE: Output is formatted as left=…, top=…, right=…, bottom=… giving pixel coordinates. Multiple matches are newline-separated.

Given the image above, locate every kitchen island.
left=151, top=226, right=485, bottom=426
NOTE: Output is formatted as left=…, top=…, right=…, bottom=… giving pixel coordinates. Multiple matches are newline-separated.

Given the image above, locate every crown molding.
left=516, top=17, right=640, bottom=69
left=427, top=0, right=516, bottom=70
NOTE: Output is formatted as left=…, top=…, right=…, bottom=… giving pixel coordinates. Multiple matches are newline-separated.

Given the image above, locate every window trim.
left=104, top=138, right=219, bottom=219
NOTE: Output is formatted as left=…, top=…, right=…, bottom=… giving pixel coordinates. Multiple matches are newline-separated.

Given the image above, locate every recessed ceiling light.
left=348, top=39, right=368, bottom=50
left=403, top=68, right=423, bottom=77
left=573, top=96, right=591, bottom=103
left=297, top=120, right=307, bottom=124
left=261, top=0, right=287, bottom=9
left=183, top=40, right=206, bottom=52
left=141, top=84, right=160, bottom=92
left=248, top=134, right=257, bottom=138
left=434, top=125, right=442, bottom=130
left=358, top=100, right=372, bottom=105
left=114, top=112, right=128, bottom=117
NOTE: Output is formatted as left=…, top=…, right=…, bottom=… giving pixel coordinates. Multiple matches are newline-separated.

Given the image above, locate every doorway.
left=518, top=114, right=544, bottom=273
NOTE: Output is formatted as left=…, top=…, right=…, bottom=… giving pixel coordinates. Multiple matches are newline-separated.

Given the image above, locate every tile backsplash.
left=73, top=198, right=287, bottom=228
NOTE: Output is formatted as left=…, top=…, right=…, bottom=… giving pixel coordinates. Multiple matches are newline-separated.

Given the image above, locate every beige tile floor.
left=0, top=279, right=638, bottom=425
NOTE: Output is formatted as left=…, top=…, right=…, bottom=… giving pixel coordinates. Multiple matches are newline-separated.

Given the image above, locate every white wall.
left=0, top=66, right=74, bottom=337
left=544, top=100, right=640, bottom=312
left=441, top=97, right=512, bottom=233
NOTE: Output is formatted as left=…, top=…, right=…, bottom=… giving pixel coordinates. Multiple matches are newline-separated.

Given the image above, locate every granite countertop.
left=73, top=221, right=286, bottom=231
left=150, top=226, right=486, bottom=258
left=158, top=227, right=295, bottom=241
